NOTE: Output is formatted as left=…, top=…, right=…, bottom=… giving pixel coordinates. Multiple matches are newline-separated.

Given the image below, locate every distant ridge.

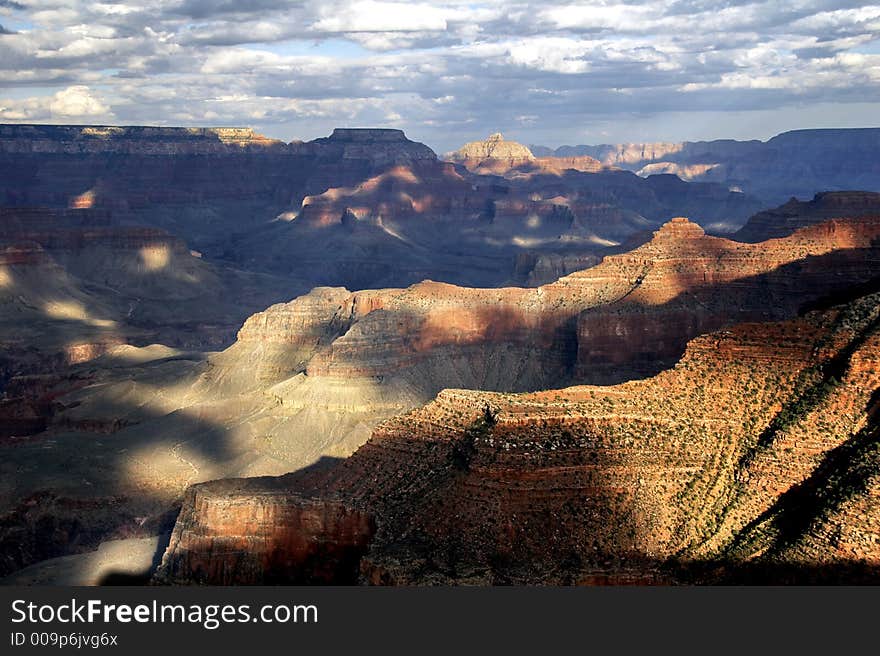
left=529, top=127, right=880, bottom=203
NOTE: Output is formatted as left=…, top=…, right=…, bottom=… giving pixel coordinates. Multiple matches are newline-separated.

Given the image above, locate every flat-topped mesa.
left=310, top=127, right=435, bottom=156
left=304, top=127, right=437, bottom=179
left=810, top=190, right=880, bottom=209
left=327, top=128, right=409, bottom=143
left=0, top=124, right=286, bottom=154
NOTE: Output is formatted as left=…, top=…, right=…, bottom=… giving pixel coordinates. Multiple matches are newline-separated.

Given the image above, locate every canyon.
left=0, top=124, right=763, bottom=296
left=1, top=124, right=880, bottom=584
left=4, top=206, right=880, bottom=580
left=159, top=287, right=880, bottom=584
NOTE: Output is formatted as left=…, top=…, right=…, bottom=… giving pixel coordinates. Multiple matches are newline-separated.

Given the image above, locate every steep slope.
left=6, top=214, right=880, bottom=578
left=733, top=191, right=880, bottom=242
left=157, top=289, right=880, bottom=584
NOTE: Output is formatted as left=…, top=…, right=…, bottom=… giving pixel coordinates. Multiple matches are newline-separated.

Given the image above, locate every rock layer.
left=0, top=124, right=764, bottom=294
left=158, top=289, right=880, bottom=584
left=158, top=480, right=374, bottom=585
left=734, top=191, right=880, bottom=242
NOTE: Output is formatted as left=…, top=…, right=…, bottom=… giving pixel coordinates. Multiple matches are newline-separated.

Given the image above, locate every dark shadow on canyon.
left=2, top=197, right=879, bottom=584
left=286, top=242, right=880, bottom=395
left=0, top=146, right=766, bottom=293
left=3, top=251, right=879, bottom=583
left=725, top=387, right=880, bottom=563
left=0, top=342, right=284, bottom=581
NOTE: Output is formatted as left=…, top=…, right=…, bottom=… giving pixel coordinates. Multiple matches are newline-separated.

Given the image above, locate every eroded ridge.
left=158, top=289, right=880, bottom=584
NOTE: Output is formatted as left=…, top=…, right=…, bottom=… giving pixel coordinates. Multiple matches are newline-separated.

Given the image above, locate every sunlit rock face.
left=3, top=123, right=880, bottom=584
left=233, top=215, right=880, bottom=387
left=3, top=211, right=880, bottom=582
left=156, top=480, right=375, bottom=585
left=447, top=133, right=604, bottom=178
left=450, top=132, right=536, bottom=161
left=159, top=289, right=880, bottom=585
left=573, top=215, right=880, bottom=380
left=149, top=212, right=880, bottom=585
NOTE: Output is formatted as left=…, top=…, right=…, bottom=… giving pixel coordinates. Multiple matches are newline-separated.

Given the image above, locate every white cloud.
left=48, top=85, right=111, bottom=117
left=0, top=1, right=877, bottom=149
left=506, top=37, right=592, bottom=74
left=539, top=3, right=658, bottom=31
left=312, top=1, right=450, bottom=33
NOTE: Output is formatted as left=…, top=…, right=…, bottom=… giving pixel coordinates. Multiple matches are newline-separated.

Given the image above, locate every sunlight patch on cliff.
left=43, top=299, right=117, bottom=328
left=139, top=244, right=171, bottom=271
left=69, top=189, right=96, bottom=209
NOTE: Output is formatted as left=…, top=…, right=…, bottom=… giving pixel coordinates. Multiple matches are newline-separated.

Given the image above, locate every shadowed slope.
left=157, top=289, right=880, bottom=584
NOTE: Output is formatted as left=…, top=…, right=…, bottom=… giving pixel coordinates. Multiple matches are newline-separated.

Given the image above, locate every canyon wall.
left=158, top=289, right=880, bottom=584
left=157, top=480, right=374, bottom=585
left=734, top=191, right=880, bottom=242
left=0, top=123, right=764, bottom=295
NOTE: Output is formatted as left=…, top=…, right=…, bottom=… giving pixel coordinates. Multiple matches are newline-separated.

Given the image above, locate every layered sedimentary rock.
left=151, top=215, right=880, bottom=584
left=0, top=125, right=286, bottom=154
left=159, top=480, right=374, bottom=585
left=447, top=133, right=603, bottom=177
left=0, top=125, right=437, bottom=261
left=0, top=124, right=766, bottom=294
left=50, top=213, right=880, bottom=441
left=575, top=215, right=880, bottom=380
left=734, top=191, right=880, bottom=242
left=513, top=251, right=604, bottom=286
left=9, top=212, right=880, bottom=580
left=449, top=132, right=535, bottom=162
left=240, top=215, right=880, bottom=386
left=534, top=128, right=880, bottom=204
left=272, top=147, right=759, bottom=292
left=158, top=289, right=880, bottom=584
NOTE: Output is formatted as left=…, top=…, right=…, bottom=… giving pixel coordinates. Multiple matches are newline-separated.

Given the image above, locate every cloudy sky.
left=0, top=1, right=878, bottom=151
